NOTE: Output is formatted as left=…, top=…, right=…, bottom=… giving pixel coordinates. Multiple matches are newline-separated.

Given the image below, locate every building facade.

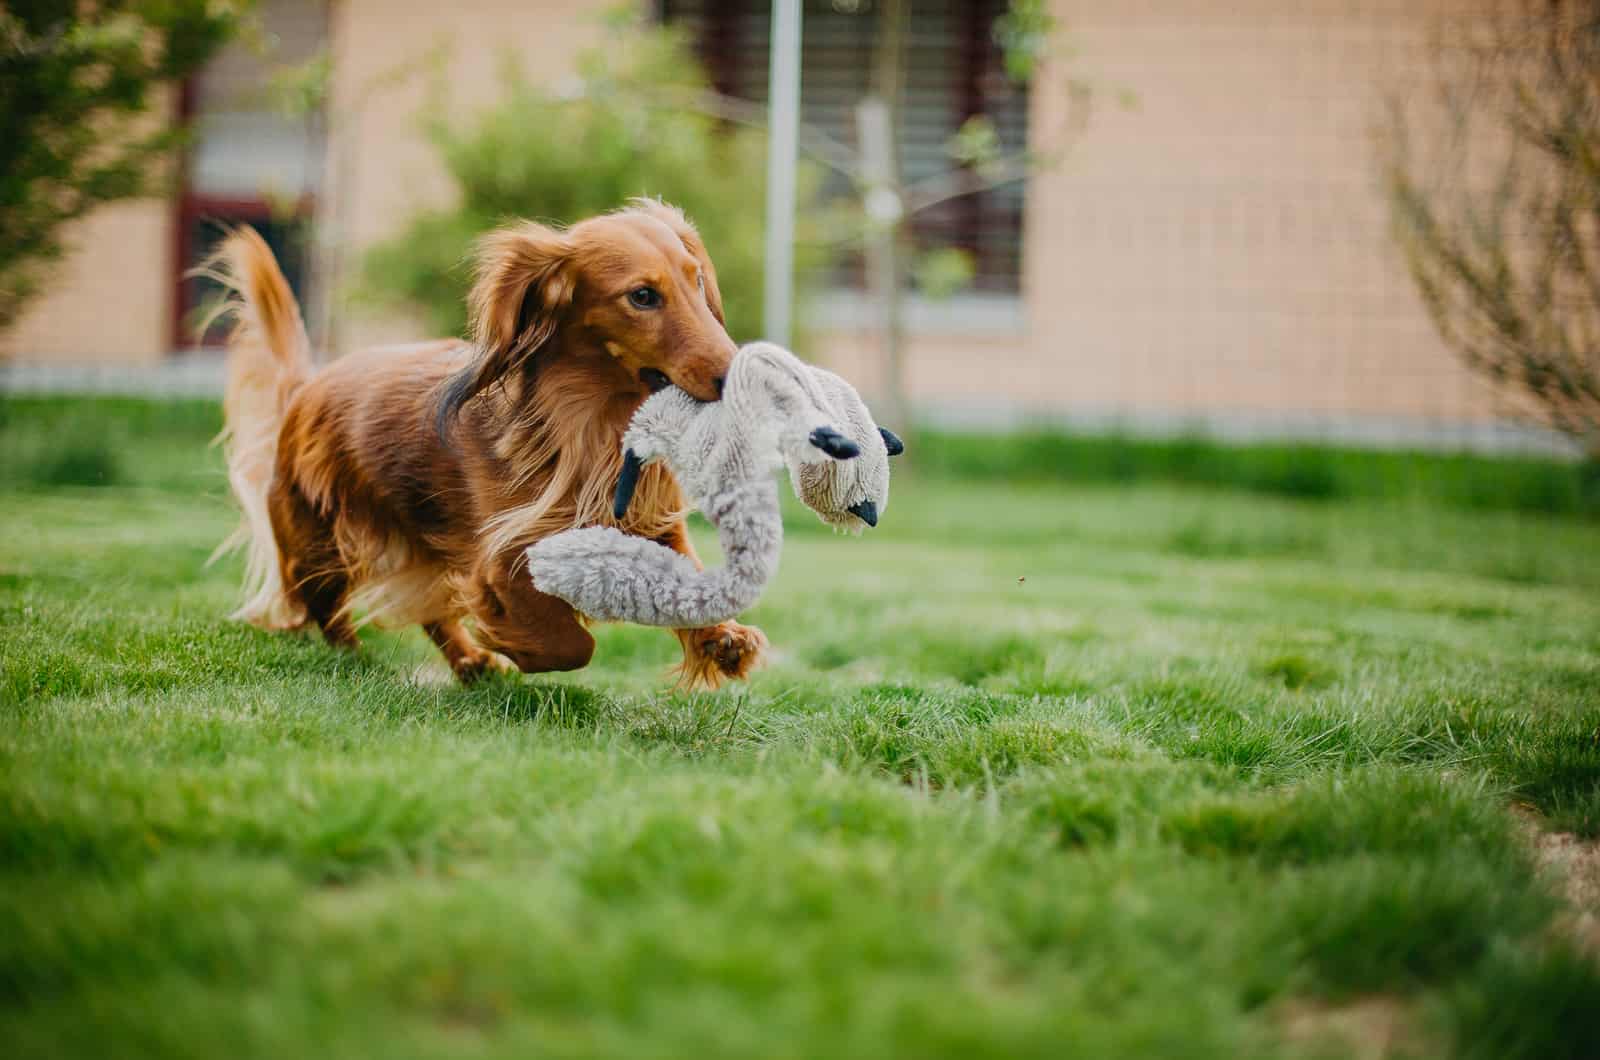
left=1, top=0, right=1513, bottom=440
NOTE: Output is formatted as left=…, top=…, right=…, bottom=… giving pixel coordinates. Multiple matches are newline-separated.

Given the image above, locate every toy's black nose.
left=640, top=368, right=671, bottom=393
left=847, top=499, right=879, bottom=527
left=714, top=376, right=726, bottom=398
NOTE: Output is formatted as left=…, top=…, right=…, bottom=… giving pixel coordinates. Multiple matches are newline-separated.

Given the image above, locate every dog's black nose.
left=713, top=376, right=726, bottom=398
left=847, top=499, right=879, bottom=527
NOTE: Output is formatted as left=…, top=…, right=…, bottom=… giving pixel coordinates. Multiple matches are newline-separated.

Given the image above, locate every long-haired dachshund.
left=208, top=199, right=765, bottom=687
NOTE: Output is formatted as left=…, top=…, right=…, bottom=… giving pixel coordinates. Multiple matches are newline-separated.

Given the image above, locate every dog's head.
left=439, top=199, right=736, bottom=429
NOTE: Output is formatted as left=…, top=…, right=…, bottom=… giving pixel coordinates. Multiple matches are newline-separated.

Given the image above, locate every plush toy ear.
left=808, top=427, right=861, bottom=460
left=879, top=427, right=905, bottom=456
left=613, top=448, right=644, bottom=520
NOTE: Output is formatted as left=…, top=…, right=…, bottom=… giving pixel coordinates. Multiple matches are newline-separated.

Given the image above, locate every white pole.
left=763, top=0, right=802, bottom=346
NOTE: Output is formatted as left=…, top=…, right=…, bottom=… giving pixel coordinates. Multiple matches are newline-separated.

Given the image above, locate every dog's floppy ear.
left=628, top=198, right=726, bottom=325
left=437, top=222, right=576, bottom=433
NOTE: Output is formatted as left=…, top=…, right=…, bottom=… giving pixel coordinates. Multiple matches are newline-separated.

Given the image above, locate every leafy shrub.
left=361, top=18, right=824, bottom=345
left=30, top=438, right=122, bottom=488
left=913, top=428, right=1600, bottom=518
left=0, top=397, right=219, bottom=491
left=0, top=2, right=243, bottom=329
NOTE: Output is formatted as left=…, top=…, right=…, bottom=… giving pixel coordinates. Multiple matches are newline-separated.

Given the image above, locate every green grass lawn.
left=3, top=398, right=1598, bottom=1058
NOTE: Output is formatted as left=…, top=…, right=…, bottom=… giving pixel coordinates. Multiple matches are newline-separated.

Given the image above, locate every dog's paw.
left=675, top=621, right=767, bottom=689
left=451, top=648, right=518, bottom=685
left=702, top=621, right=767, bottom=678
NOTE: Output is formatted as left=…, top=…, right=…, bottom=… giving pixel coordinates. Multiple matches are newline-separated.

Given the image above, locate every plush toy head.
left=789, top=363, right=903, bottom=530
left=528, top=342, right=902, bottom=634
left=613, top=341, right=901, bottom=533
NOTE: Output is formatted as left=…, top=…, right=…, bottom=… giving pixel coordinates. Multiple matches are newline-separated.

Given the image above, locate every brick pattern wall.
left=6, top=0, right=1544, bottom=441
left=826, top=0, right=1514, bottom=429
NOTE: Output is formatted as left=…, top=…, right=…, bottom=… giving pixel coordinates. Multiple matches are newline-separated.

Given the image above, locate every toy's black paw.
left=809, top=426, right=861, bottom=460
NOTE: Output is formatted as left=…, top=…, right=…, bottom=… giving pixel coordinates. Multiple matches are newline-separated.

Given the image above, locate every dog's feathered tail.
left=199, top=227, right=313, bottom=629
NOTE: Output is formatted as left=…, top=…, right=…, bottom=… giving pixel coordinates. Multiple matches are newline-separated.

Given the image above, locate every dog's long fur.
left=208, top=202, right=764, bottom=686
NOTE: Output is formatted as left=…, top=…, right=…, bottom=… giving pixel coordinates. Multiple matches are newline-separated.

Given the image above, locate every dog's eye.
left=696, top=273, right=705, bottom=293
left=628, top=286, right=663, bottom=310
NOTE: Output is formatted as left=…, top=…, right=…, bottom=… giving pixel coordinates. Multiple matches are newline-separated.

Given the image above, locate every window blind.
left=661, top=0, right=1028, bottom=293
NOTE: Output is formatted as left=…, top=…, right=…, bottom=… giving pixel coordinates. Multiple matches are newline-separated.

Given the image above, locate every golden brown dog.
left=210, top=200, right=765, bottom=687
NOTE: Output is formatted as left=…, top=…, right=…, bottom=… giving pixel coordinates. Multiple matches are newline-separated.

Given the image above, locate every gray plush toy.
left=526, top=342, right=902, bottom=628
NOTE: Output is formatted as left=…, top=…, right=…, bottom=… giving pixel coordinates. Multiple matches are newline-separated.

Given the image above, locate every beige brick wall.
left=5, top=0, right=1525, bottom=433
left=325, top=0, right=618, bottom=350
left=0, top=1, right=614, bottom=363
left=1, top=200, right=176, bottom=364
left=819, top=0, right=1508, bottom=425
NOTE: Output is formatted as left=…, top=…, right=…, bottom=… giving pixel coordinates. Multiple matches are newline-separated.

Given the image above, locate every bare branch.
left=1380, top=0, right=1600, bottom=453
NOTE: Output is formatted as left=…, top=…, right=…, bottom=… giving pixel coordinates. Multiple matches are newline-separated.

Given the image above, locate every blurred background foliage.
left=5, top=394, right=1597, bottom=520
left=0, top=0, right=248, bottom=331
left=360, top=15, right=827, bottom=346
left=1382, top=0, right=1600, bottom=460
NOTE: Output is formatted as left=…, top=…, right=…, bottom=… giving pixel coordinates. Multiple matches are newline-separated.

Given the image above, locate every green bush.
left=5, top=396, right=1598, bottom=523
left=0, top=397, right=220, bottom=491
left=913, top=428, right=1600, bottom=518
left=1, top=2, right=243, bottom=330
left=361, top=18, right=824, bottom=345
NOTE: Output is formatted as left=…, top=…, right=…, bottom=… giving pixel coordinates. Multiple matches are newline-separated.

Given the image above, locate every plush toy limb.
left=527, top=526, right=702, bottom=625
left=527, top=479, right=782, bottom=629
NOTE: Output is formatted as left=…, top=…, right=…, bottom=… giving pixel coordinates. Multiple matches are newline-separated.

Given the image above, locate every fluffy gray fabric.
left=526, top=342, right=894, bottom=628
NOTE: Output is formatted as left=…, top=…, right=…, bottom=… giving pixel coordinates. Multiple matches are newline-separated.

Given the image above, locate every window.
left=660, top=0, right=1028, bottom=294
left=174, top=0, right=326, bottom=348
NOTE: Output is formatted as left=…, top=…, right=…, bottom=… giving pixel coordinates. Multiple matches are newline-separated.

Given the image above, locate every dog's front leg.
left=657, top=520, right=767, bottom=688
left=465, top=554, right=597, bottom=679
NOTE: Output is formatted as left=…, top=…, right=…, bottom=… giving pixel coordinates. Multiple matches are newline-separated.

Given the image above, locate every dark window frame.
left=659, top=0, right=1027, bottom=294
left=168, top=1, right=327, bottom=351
